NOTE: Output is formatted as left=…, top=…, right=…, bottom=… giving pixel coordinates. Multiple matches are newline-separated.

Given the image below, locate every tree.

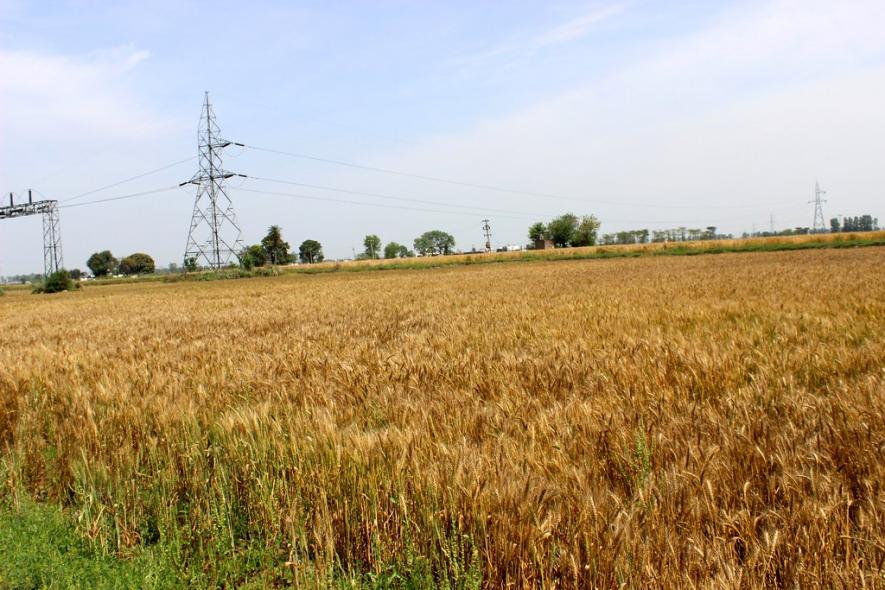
left=414, top=230, right=455, bottom=256
left=398, top=245, right=415, bottom=258
left=384, top=242, right=415, bottom=259
left=384, top=242, right=402, bottom=259
left=33, top=269, right=76, bottom=294
left=528, top=222, right=548, bottom=242
left=69, top=268, right=83, bottom=280
left=571, top=215, right=600, bottom=247
left=547, top=214, right=579, bottom=247
left=261, top=225, right=291, bottom=265
left=363, top=234, right=382, bottom=259
left=119, top=253, right=155, bottom=275
left=299, top=239, right=324, bottom=264
left=87, top=250, right=117, bottom=277
left=830, top=217, right=841, bottom=233
left=184, top=257, right=198, bottom=272
left=239, top=244, right=267, bottom=270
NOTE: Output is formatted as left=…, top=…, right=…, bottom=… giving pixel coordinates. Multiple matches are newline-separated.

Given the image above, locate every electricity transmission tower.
left=0, top=190, right=63, bottom=276
left=809, top=181, right=827, bottom=233
left=482, top=219, right=492, bottom=253
left=182, top=92, right=244, bottom=269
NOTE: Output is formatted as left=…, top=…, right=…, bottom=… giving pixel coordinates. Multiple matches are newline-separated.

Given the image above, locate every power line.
left=62, top=156, right=196, bottom=203
left=240, top=142, right=798, bottom=210
left=52, top=181, right=795, bottom=228
left=246, top=175, right=553, bottom=217
left=59, top=186, right=182, bottom=209
left=233, top=186, right=544, bottom=220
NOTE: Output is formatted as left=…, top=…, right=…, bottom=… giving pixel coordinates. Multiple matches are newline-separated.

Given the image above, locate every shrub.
left=32, top=270, right=76, bottom=294
left=119, top=253, right=155, bottom=275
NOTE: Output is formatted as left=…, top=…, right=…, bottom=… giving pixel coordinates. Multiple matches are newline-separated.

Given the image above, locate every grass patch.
left=0, top=501, right=179, bottom=589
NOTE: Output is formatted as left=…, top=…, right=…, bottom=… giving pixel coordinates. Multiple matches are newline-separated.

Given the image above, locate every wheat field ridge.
left=0, top=247, right=883, bottom=588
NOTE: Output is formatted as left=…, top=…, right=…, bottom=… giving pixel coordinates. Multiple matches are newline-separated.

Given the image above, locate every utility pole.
left=769, top=213, right=775, bottom=234
left=182, top=92, right=244, bottom=269
left=482, top=219, right=492, bottom=253
left=809, top=180, right=827, bottom=233
left=0, top=189, right=63, bottom=276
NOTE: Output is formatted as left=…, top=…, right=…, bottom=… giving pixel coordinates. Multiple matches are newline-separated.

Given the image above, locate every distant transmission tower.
left=809, top=181, right=827, bottom=233
left=482, top=219, right=492, bottom=253
left=182, top=92, right=243, bottom=269
left=1, top=189, right=62, bottom=276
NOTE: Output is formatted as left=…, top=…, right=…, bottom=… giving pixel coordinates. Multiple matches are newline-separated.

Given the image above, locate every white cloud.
left=0, top=45, right=165, bottom=141
left=454, top=3, right=624, bottom=67
left=362, top=0, right=885, bottom=237
left=0, top=45, right=187, bottom=276
left=530, top=4, right=624, bottom=49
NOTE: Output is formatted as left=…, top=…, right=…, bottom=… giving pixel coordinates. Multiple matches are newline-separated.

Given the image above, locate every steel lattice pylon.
left=809, top=181, right=827, bottom=233
left=182, top=92, right=243, bottom=269
left=1, top=191, right=63, bottom=276
left=482, top=219, right=492, bottom=253
left=42, top=200, right=63, bottom=274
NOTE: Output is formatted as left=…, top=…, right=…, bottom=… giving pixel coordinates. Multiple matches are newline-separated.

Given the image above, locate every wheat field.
left=0, top=247, right=883, bottom=588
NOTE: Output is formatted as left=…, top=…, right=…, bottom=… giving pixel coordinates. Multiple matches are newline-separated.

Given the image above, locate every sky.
left=1, top=0, right=884, bottom=274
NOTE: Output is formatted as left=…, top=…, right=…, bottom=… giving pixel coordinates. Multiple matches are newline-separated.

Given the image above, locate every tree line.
left=54, top=210, right=884, bottom=283
left=528, top=214, right=600, bottom=247
left=599, top=226, right=730, bottom=245
left=830, top=215, right=878, bottom=233
left=238, top=226, right=325, bottom=269
left=87, top=250, right=155, bottom=277
left=237, top=226, right=458, bottom=270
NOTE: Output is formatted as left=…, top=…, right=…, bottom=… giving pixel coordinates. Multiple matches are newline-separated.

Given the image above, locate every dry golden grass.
left=1, top=247, right=883, bottom=588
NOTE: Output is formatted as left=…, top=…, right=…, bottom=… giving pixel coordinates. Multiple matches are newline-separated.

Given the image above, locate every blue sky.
left=1, top=0, right=884, bottom=274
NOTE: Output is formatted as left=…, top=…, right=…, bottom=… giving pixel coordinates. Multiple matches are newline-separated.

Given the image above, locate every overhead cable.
left=240, top=143, right=797, bottom=210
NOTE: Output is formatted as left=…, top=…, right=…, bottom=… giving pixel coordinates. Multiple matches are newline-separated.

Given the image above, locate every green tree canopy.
left=398, top=245, right=415, bottom=258
left=528, top=222, right=548, bottom=242
left=571, top=215, right=601, bottom=247
left=383, top=242, right=401, bottom=259
left=547, top=214, right=579, bottom=248
left=33, top=269, right=76, bottom=294
left=261, top=225, right=291, bottom=265
left=298, top=240, right=324, bottom=264
left=86, top=250, right=117, bottom=277
left=119, top=253, right=155, bottom=275
left=363, top=234, right=382, bottom=259
left=239, top=245, right=267, bottom=270
left=384, top=242, right=416, bottom=259
left=414, top=230, right=455, bottom=256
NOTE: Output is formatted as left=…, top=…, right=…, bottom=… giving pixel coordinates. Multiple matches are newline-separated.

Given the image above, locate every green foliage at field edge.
left=0, top=499, right=479, bottom=589
left=0, top=501, right=179, bottom=589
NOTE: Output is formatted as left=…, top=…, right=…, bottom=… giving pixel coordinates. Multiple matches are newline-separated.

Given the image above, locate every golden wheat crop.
left=1, top=247, right=883, bottom=588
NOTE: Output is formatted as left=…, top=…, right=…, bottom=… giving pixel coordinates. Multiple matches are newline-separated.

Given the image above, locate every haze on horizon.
left=1, top=0, right=883, bottom=275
